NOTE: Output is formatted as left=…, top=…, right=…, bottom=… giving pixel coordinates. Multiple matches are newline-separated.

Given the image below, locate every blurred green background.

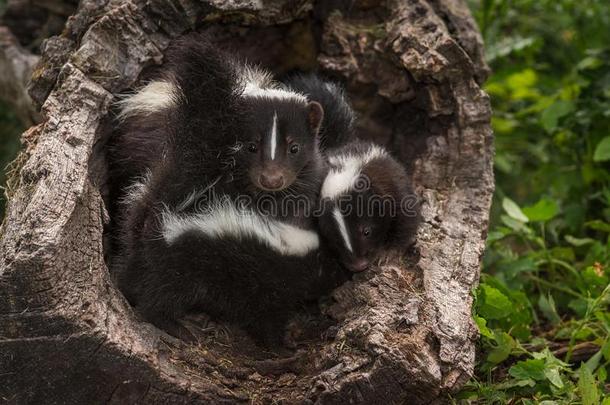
left=0, top=101, right=22, bottom=218
left=465, top=0, right=610, bottom=402
left=1, top=0, right=609, bottom=401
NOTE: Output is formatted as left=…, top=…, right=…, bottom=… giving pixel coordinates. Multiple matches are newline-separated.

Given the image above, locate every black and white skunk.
left=283, top=75, right=420, bottom=273
left=110, top=35, right=348, bottom=345
left=318, top=141, right=420, bottom=273
left=283, top=74, right=357, bottom=151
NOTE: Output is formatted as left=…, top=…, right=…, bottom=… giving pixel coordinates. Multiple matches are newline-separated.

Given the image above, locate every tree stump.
left=0, top=0, right=493, bottom=403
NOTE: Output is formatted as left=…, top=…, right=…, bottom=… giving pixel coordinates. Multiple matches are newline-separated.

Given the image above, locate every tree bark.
left=0, top=0, right=493, bottom=403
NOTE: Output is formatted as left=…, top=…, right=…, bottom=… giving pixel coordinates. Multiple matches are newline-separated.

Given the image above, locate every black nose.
left=346, top=258, right=370, bottom=273
left=259, top=173, right=285, bottom=190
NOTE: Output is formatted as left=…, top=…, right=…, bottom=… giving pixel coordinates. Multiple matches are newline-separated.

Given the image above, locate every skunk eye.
left=247, top=142, right=258, bottom=153
left=362, top=227, right=371, bottom=237
left=289, top=144, right=300, bottom=154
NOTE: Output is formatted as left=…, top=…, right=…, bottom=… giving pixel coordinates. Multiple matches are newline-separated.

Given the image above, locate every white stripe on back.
left=117, top=80, right=177, bottom=120
left=333, top=206, right=353, bottom=253
left=162, top=197, right=319, bottom=257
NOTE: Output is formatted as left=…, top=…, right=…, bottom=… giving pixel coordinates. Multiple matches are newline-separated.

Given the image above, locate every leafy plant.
left=462, top=0, right=610, bottom=402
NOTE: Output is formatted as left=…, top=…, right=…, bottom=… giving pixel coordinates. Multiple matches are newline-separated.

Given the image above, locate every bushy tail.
left=164, top=34, right=246, bottom=155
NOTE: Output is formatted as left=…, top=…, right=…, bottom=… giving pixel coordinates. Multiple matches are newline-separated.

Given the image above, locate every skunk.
left=121, top=195, right=347, bottom=345
left=111, top=63, right=327, bottom=227
left=284, top=75, right=419, bottom=273
left=283, top=74, right=357, bottom=151
left=110, top=35, right=348, bottom=345
left=318, top=141, right=420, bottom=273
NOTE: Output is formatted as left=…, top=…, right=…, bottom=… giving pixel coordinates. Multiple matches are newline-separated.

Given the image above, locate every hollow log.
left=0, top=0, right=493, bottom=403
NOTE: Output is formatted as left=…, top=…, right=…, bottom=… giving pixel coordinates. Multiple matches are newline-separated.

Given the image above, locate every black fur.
left=318, top=141, right=420, bottom=273
left=283, top=74, right=357, bottom=151
left=226, top=96, right=325, bottom=226
left=110, top=35, right=349, bottom=346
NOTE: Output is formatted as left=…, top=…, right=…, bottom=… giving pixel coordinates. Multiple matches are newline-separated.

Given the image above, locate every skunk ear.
left=307, top=101, right=324, bottom=134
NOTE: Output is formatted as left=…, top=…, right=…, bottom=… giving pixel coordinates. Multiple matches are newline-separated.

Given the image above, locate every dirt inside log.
left=0, top=1, right=494, bottom=403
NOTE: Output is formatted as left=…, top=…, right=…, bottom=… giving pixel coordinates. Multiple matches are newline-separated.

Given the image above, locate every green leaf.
left=522, top=198, right=559, bottom=222
left=550, top=246, right=575, bottom=262
left=578, top=363, right=600, bottom=405
left=495, top=378, right=536, bottom=389
left=509, top=358, right=546, bottom=381
left=597, top=367, right=607, bottom=385
left=565, top=235, right=596, bottom=246
left=569, top=298, right=590, bottom=317
left=538, top=294, right=561, bottom=325
left=593, top=136, right=610, bottom=162
left=506, top=68, right=538, bottom=89
left=499, top=257, right=537, bottom=280
left=502, top=197, right=529, bottom=222
left=577, top=56, right=603, bottom=70
left=541, top=100, right=574, bottom=132
left=500, top=215, right=528, bottom=232
left=474, top=315, right=493, bottom=339
left=478, top=284, right=513, bottom=320
left=486, top=332, right=515, bottom=366
left=584, top=350, right=603, bottom=373
left=585, top=220, right=610, bottom=233
left=487, top=230, right=508, bottom=243
left=544, top=367, right=564, bottom=388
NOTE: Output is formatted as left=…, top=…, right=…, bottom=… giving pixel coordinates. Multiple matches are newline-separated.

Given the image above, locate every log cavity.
left=100, top=17, right=429, bottom=395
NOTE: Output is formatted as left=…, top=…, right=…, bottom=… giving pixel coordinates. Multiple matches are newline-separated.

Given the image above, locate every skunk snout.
left=259, top=172, right=285, bottom=191
left=345, top=257, right=370, bottom=273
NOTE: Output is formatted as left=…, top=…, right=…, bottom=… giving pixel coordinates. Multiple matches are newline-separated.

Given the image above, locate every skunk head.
left=238, top=98, right=323, bottom=192
left=319, top=142, right=419, bottom=272
left=229, top=67, right=324, bottom=194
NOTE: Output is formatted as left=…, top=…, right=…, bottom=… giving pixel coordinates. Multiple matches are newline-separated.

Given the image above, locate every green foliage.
left=463, top=0, right=610, bottom=402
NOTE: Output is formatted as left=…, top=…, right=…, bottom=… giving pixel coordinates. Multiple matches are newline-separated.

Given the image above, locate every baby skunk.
left=283, top=74, right=357, bottom=151
left=283, top=75, right=419, bottom=272
left=318, top=141, right=420, bottom=273
left=110, top=57, right=327, bottom=227
left=111, top=35, right=348, bottom=345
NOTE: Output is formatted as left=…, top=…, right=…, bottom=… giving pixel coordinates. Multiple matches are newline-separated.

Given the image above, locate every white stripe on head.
left=162, top=197, right=319, bottom=256
left=320, top=163, right=360, bottom=200
left=117, top=80, right=178, bottom=120
left=321, top=144, right=389, bottom=200
left=239, top=64, right=307, bottom=102
left=270, top=112, right=278, bottom=160
left=333, top=206, right=353, bottom=253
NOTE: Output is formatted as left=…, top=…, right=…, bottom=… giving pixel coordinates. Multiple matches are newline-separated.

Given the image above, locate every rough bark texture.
left=0, top=0, right=493, bottom=403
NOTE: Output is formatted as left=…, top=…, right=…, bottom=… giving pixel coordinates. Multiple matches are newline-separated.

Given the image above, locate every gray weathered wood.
left=0, top=0, right=493, bottom=403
